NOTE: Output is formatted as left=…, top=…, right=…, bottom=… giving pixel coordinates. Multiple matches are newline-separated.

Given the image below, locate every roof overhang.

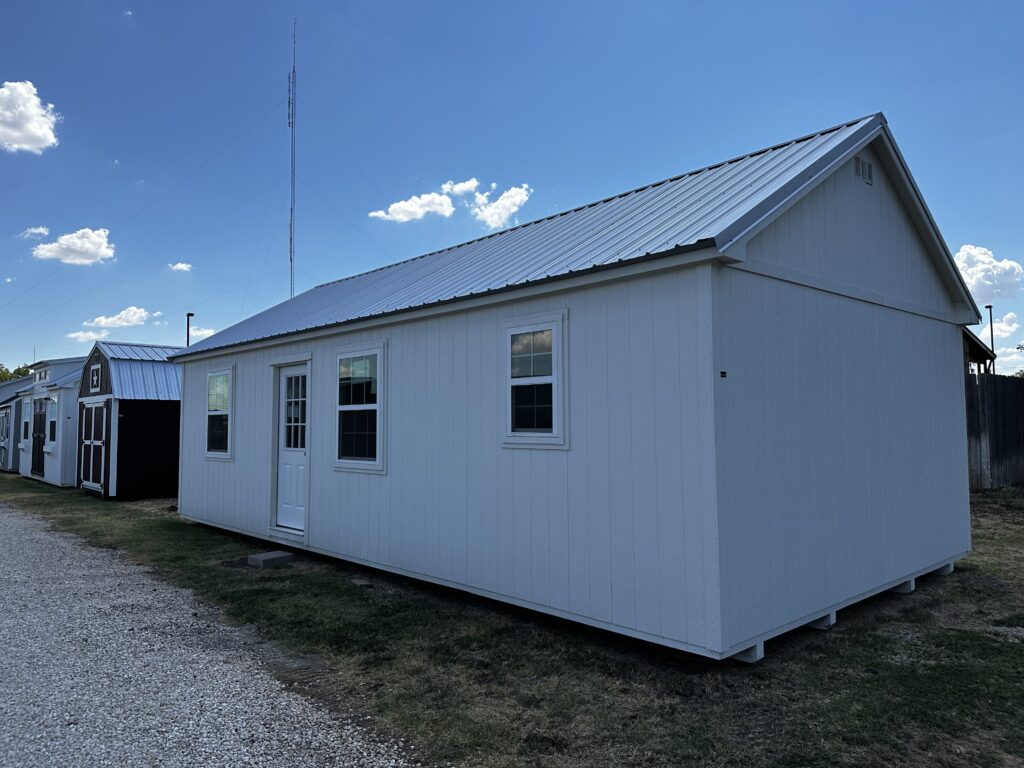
left=712, top=114, right=980, bottom=326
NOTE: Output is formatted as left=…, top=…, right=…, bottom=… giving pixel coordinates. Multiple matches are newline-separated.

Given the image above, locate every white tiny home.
left=0, top=375, right=32, bottom=473
left=174, top=114, right=979, bottom=661
left=17, top=357, right=86, bottom=487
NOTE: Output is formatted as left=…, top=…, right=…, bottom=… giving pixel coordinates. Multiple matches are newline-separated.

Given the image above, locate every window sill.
left=332, top=461, right=386, bottom=475
left=43, top=446, right=56, bottom=455
left=503, top=435, right=569, bottom=450
left=204, top=453, right=234, bottom=462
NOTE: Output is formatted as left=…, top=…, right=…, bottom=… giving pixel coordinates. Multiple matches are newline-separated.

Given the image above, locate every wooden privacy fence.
left=965, top=372, right=1024, bottom=489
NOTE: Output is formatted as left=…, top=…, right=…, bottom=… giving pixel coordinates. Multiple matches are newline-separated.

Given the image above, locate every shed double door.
left=275, top=365, right=308, bottom=531
left=80, top=402, right=106, bottom=491
left=31, top=400, right=46, bottom=476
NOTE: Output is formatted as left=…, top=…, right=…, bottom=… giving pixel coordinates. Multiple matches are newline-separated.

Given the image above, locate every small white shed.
left=0, top=375, right=32, bottom=473
left=17, top=357, right=86, bottom=487
left=173, top=114, right=979, bottom=661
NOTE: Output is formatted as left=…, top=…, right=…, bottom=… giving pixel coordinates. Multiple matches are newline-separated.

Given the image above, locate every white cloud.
left=152, top=310, right=163, bottom=318
left=84, top=306, right=149, bottom=328
left=15, top=225, right=48, bottom=240
left=123, top=9, right=134, bottom=16
left=369, top=192, right=454, bottom=223
left=471, top=183, right=533, bottom=229
left=994, top=344, right=1024, bottom=375
left=441, top=178, right=479, bottom=196
left=33, top=227, right=115, bottom=266
left=978, top=311, right=1019, bottom=344
left=190, top=326, right=215, bottom=341
left=4, top=277, right=13, bottom=284
left=0, top=81, right=60, bottom=154
left=954, top=244, right=1024, bottom=303
left=168, top=262, right=192, bottom=272
left=67, top=330, right=109, bottom=343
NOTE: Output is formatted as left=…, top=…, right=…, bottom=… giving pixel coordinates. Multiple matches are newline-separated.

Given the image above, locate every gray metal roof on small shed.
left=95, top=341, right=183, bottom=401
left=176, top=112, right=977, bottom=359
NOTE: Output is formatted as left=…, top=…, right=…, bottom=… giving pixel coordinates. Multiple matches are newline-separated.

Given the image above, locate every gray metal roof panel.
left=179, top=114, right=881, bottom=358
left=108, top=359, right=181, bottom=401
left=97, top=341, right=182, bottom=362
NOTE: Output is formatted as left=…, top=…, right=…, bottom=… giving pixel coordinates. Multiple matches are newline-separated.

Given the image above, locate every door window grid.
left=284, top=374, right=307, bottom=449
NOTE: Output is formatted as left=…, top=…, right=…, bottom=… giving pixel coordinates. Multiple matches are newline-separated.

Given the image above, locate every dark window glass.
left=512, top=383, right=553, bottom=433
left=284, top=374, right=307, bottom=449
left=339, top=355, right=377, bottom=406
left=49, top=420, right=56, bottom=442
left=23, top=422, right=28, bottom=440
left=91, top=441, right=101, bottom=480
left=510, top=330, right=552, bottom=378
left=207, top=414, right=229, bottom=452
left=338, top=409, right=377, bottom=460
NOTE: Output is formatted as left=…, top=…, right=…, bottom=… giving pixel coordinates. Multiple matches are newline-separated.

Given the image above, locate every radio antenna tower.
left=288, top=19, right=297, bottom=298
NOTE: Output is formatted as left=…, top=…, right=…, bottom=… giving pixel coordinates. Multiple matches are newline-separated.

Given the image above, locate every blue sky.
left=2, top=1, right=1023, bottom=368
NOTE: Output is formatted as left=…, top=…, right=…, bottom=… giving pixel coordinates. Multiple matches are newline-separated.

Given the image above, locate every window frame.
left=46, top=396, right=58, bottom=445
left=334, top=340, right=386, bottom=473
left=205, top=367, right=233, bottom=460
left=89, top=363, right=101, bottom=393
left=504, top=310, right=567, bottom=449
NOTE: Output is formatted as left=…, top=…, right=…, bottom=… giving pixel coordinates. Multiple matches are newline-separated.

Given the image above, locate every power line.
left=296, top=174, right=394, bottom=261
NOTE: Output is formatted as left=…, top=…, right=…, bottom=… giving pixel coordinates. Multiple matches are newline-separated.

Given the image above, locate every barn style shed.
left=77, top=341, right=182, bottom=499
left=173, top=113, right=979, bottom=661
left=16, top=357, right=87, bottom=487
left=0, top=375, right=32, bottom=473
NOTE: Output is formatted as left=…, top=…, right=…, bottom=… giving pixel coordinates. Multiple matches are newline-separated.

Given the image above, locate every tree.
left=0, top=363, right=31, bottom=382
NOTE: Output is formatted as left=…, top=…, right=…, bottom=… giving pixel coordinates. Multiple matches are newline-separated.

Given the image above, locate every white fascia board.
left=713, top=116, right=885, bottom=259
left=172, top=246, right=722, bottom=364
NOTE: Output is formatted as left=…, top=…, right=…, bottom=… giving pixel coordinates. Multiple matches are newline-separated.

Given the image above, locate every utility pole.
left=288, top=19, right=297, bottom=298
left=186, top=312, right=195, bottom=348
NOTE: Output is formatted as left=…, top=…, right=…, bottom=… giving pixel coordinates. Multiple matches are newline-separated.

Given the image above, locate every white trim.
left=171, top=248, right=720, bottom=364
left=334, top=340, right=386, bottom=473
left=503, top=310, right=568, bottom=449
left=88, top=363, right=101, bottom=393
left=109, top=399, right=119, bottom=497
left=274, top=362, right=310, bottom=533
left=204, top=366, right=234, bottom=460
left=269, top=351, right=312, bottom=366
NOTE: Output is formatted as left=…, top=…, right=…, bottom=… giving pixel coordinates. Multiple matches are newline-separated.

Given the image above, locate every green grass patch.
left=2, top=472, right=1023, bottom=767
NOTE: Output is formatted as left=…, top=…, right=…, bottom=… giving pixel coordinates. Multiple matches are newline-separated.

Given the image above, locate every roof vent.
left=855, top=156, right=874, bottom=186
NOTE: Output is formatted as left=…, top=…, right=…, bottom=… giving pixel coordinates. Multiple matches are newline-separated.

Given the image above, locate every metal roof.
left=0, top=375, right=32, bottom=406
left=179, top=112, right=958, bottom=358
left=108, top=360, right=181, bottom=400
left=96, top=341, right=183, bottom=362
left=93, top=341, right=183, bottom=400
left=45, top=369, right=82, bottom=390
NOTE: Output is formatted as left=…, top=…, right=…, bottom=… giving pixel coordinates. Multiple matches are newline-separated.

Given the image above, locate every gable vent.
left=855, top=156, right=874, bottom=186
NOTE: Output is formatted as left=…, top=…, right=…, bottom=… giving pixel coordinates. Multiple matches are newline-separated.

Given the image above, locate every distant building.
left=172, top=114, right=978, bottom=662
left=16, top=357, right=87, bottom=486
left=77, top=341, right=182, bottom=499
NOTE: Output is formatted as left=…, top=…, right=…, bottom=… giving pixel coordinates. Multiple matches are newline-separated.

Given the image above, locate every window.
left=89, top=364, right=101, bottom=392
left=284, top=373, right=306, bottom=449
left=23, top=420, right=28, bottom=440
left=34, top=369, right=48, bottom=383
left=336, top=344, right=384, bottom=470
left=206, top=370, right=231, bottom=455
left=47, top=398, right=57, bottom=444
left=505, top=311, right=566, bottom=447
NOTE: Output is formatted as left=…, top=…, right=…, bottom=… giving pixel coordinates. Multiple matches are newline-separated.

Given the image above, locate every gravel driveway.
left=0, top=505, right=416, bottom=768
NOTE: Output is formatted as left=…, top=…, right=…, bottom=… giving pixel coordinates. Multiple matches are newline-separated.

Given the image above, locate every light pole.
left=186, top=312, right=195, bottom=348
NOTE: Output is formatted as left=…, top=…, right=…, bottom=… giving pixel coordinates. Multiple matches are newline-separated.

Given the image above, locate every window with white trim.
left=336, top=346, right=384, bottom=469
left=47, top=397, right=58, bottom=444
left=505, top=312, right=566, bottom=446
left=206, top=370, right=231, bottom=455
left=89, top=363, right=101, bottom=392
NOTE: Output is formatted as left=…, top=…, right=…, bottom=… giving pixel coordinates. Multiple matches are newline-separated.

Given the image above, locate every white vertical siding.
left=743, top=145, right=958, bottom=322
left=179, top=264, right=723, bottom=654
left=712, top=145, right=971, bottom=652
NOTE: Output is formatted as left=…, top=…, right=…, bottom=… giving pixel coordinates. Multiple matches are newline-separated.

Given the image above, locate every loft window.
left=505, top=311, right=566, bottom=447
left=336, top=344, right=385, bottom=471
left=89, top=364, right=101, bottom=392
left=206, top=370, right=231, bottom=455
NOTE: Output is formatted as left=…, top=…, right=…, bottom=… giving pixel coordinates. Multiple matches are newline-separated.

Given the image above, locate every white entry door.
left=276, top=364, right=308, bottom=531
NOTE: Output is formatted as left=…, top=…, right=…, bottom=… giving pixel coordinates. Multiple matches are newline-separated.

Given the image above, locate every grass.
left=2, top=472, right=1023, bottom=767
